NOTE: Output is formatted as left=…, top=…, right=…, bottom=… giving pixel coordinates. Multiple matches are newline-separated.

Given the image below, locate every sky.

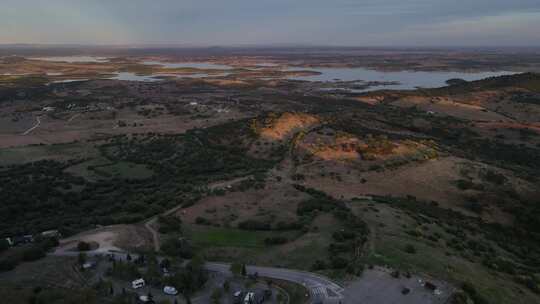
left=1, top=0, right=540, bottom=47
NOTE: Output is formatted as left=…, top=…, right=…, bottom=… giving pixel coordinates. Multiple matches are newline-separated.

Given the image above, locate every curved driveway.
left=205, top=262, right=344, bottom=303
left=51, top=250, right=343, bottom=303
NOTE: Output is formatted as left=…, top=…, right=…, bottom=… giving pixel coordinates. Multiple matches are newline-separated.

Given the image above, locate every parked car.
left=82, top=261, right=96, bottom=270
left=132, top=278, right=145, bottom=289
left=243, top=291, right=265, bottom=304
left=233, top=290, right=245, bottom=304
left=163, top=286, right=179, bottom=295
left=244, top=292, right=255, bottom=304
left=138, top=295, right=155, bottom=303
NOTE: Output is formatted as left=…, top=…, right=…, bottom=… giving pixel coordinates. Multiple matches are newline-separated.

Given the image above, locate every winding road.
left=22, top=116, right=41, bottom=135
left=51, top=249, right=344, bottom=304
left=139, top=179, right=344, bottom=303
left=206, top=262, right=344, bottom=303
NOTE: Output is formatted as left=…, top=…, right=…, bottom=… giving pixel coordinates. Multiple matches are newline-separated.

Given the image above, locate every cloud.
left=388, top=11, right=540, bottom=46
left=0, top=0, right=539, bottom=46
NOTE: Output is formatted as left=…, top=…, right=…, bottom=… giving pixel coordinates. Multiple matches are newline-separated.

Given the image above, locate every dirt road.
left=22, top=116, right=41, bottom=135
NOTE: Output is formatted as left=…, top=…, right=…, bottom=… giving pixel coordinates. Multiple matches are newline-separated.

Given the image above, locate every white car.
left=138, top=295, right=151, bottom=303
left=132, top=278, right=145, bottom=289
left=163, top=286, right=179, bottom=295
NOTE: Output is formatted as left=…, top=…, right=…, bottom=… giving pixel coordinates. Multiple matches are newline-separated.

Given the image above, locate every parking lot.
left=342, top=267, right=453, bottom=304
left=82, top=254, right=284, bottom=304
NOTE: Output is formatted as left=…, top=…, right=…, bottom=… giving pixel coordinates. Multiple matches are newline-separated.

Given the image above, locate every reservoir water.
left=288, top=67, right=515, bottom=91
left=142, top=61, right=232, bottom=70
left=30, top=56, right=109, bottom=63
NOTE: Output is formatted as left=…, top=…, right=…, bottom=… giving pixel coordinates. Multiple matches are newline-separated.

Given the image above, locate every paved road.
left=51, top=250, right=343, bottom=303
left=206, top=262, right=344, bottom=304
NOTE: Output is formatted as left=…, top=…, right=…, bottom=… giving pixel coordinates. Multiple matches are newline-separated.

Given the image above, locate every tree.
left=404, top=244, right=417, bottom=254
left=78, top=252, right=87, bottom=266
left=0, top=239, right=9, bottom=252
left=77, top=241, right=91, bottom=251
left=160, top=258, right=171, bottom=269
left=241, top=264, right=247, bottom=277
left=145, top=256, right=162, bottom=286
left=230, top=262, right=242, bottom=276
left=211, top=288, right=223, bottom=304
left=173, top=255, right=208, bottom=303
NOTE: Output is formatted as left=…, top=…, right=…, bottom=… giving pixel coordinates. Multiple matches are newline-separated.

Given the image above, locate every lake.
left=142, top=61, right=232, bottom=70
left=30, top=56, right=109, bottom=63
left=288, top=67, right=515, bottom=91
left=109, top=72, right=160, bottom=82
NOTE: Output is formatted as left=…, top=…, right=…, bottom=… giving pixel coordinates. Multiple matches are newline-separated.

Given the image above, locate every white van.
left=244, top=292, right=254, bottom=304
left=132, top=278, right=145, bottom=289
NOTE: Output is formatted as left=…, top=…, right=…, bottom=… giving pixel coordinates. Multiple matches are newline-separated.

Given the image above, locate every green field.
left=185, top=214, right=340, bottom=271
left=188, top=226, right=280, bottom=248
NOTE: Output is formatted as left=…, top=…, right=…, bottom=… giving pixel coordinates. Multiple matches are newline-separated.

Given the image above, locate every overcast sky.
left=2, top=0, right=540, bottom=46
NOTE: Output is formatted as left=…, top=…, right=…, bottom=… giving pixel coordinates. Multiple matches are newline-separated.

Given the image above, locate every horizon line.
left=1, top=43, right=540, bottom=50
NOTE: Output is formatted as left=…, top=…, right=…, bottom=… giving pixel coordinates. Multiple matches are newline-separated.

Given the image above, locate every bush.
left=0, top=239, right=9, bottom=252
left=238, top=219, right=271, bottom=231
left=461, top=282, right=488, bottom=304
left=195, top=217, right=211, bottom=225
left=161, top=238, right=193, bottom=259
left=311, top=260, right=327, bottom=271
left=22, top=246, right=46, bottom=261
left=332, top=231, right=356, bottom=241
left=158, top=216, right=183, bottom=234
left=264, top=236, right=288, bottom=246
left=404, top=244, right=417, bottom=254
left=297, top=198, right=338, bottom=216
left=77, top=241, right=91, bottom=251
left=482, top=170, right=507, bottom=185
left=275, top=221, right=302, bottom=231
left=456, top=179, right=474, bottom=190
left=330, top=256, right=348, bottom=269
left=0, top=256, right=17, bottom=272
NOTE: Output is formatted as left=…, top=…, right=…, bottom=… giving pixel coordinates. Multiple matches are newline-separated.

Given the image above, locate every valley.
left=0, top=48, right=539, bottom=304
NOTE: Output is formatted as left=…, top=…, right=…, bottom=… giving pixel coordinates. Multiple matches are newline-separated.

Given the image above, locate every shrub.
left=332, top=231, right=356, bottom=241
left=264, top=236, right=288, bottom=246
left=330, top=256, right=348, bottom=269
left=482, top=170, right=507, bottom=185
left=461, top=282, right=488, bottom=304
left=161, top=238, right=193, bottom=259
left=404, top=244, right=417, bottom=254
left=456, top=179, right=474, bottom=190
left=238, top=219, right=271, bottom=231
left=0, top=256, right=17, bottom=272
left=158, top=216, right=183, bottom=234
left=0, top=239, right=9, bottom=252
left=195, top=217, right=211, bottom=225
left=77, top=241, right=91, bottom=251
left=311, top=260, right=327, bottom=271
left=22, top=246, right=46, bottom=261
